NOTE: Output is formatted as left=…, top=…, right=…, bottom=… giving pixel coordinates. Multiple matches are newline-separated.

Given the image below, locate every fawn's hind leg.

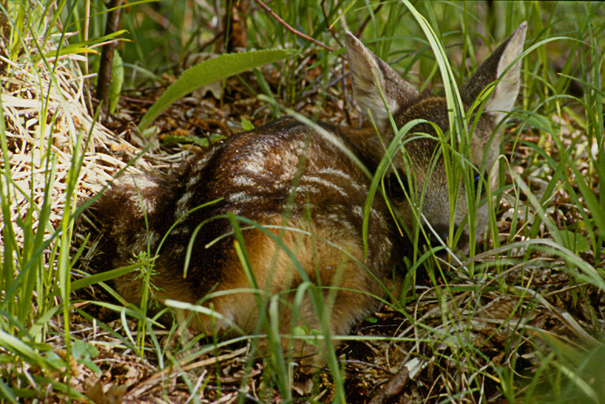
left=228, top=218, right=385, bottom=366
left=161, top=216, right=385, bottom=367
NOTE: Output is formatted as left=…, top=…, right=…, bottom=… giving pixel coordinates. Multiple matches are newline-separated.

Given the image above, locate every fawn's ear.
left=460, top=22, right=527, bottom=124
left=346, top=32, right=418, bottom=130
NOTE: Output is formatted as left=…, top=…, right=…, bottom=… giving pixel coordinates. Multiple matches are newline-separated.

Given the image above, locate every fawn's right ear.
left=460, top=22, right=527, bottom=124
left=346, top=33, right=418, bottom=130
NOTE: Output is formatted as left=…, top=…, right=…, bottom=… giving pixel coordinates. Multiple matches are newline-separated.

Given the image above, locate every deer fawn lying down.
left=86, top=23, right=526, bottom=360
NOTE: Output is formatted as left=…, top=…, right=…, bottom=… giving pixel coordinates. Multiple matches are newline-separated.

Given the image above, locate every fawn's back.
left=86, top=23, right=527, bottom=361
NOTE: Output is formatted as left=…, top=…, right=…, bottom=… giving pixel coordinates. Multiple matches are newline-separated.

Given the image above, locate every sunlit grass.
left=1, top=0, right=603, bottom=402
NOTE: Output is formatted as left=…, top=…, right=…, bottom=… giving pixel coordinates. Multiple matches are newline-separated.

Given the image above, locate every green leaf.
left=70, top=262, right=145, bottom=292
left=559, top=230, right=592, bottom=254
left=162, top=133, right=225, bottom=148
left=241, top=117, right=255, bottom=131
left=42, top=30, right=129, bottom=60
left=138, top=49, right=298, bottom=130
left=292, top=325, right=309, bottom=337
left=0, top=330, right=60, bottom=370
left=364, top=315, right=378, bottom=324
left=72, top=340, right=102, bottom=374
left=108, top=52, right=124, bottom=114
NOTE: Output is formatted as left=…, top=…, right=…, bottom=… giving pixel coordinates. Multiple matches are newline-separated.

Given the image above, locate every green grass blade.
left=138, top=49, right=298, bottom=130
left=0, top=330, right=60, bottom=371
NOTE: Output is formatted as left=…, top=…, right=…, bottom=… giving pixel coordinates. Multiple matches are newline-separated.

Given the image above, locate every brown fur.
left=84, top=23, right=527, bottom=365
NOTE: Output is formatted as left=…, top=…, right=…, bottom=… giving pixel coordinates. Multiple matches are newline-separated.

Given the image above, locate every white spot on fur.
left=116, top=230, right=159, bottom=257
left=190, top=148, right=217, bottom=176
left=304, top=176, right=347, bottom=197
left=231, top=176, right=256, bottom=187
left=242, top=151, right=265, bottom=174
left=370, top=207, right=387, bottom=228
left=295, top=185, right=321, bottom=195
left=187, top=173, right=204, bottom=187
left=172, top=226, right=191, bottom=236
left=128, top=193, right=157, bottom=216
left=227, top=207, right=243, bottom=215
left=180, top=190, right=194, bottom=205
left=317, top=168, right=366, bottom=192
left=227, top=192, right=262, bottom=204
left=175, top=190, right=195, bottom=217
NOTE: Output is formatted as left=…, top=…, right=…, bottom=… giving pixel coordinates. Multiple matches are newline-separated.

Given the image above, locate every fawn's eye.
left=386, top=170, right=408, bottom=203
left=473, top=173, right=481, bottom=187
left=473, top=171, right=489, bottom=194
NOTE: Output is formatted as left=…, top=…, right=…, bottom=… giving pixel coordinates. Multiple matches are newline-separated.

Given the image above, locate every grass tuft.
left=1, top=1, right=603, bottom=402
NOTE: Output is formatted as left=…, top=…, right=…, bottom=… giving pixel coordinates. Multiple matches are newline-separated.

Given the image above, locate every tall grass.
left=1, top=3, right=93, bottom=402
left=0, top=1, right=603, bottom=403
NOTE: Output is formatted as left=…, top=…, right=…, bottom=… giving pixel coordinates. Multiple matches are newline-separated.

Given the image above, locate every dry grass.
left=1, top=2, right=604, bottom=403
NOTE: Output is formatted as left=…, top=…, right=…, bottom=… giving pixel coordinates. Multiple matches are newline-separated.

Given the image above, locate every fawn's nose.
left=429, top=232, right=448, bottom=248
left=422, top=224, right=472, bottom=252
left=422, top=224, right=450, bottom=249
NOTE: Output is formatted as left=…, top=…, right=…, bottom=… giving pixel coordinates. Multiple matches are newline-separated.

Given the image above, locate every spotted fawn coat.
left=85, top=23, right=526, bottom=358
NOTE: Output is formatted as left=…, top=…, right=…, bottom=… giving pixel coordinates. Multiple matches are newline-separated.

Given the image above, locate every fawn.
left=85, top=23, right=526, bottom=361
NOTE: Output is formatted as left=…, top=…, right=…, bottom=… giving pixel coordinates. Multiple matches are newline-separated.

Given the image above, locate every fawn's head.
left=346, top=23, right=527, bottom=254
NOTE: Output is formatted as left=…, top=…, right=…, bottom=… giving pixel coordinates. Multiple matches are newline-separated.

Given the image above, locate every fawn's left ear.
left=345, top=32, right=419, bottom=130
left=461, top=21, right=527, bottom=124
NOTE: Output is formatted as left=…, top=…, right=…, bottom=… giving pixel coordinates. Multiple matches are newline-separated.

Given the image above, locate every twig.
left=132, top=347, right=248, bottom=392
left=95, top=0, right=123, bottom=109
left=254, top=0, right=334, bottom=52
left=355, top=4, right=383, bottom=39
left=320, top=0, right=343, bottom=48
left=368, top=365, right=410, bottom=404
